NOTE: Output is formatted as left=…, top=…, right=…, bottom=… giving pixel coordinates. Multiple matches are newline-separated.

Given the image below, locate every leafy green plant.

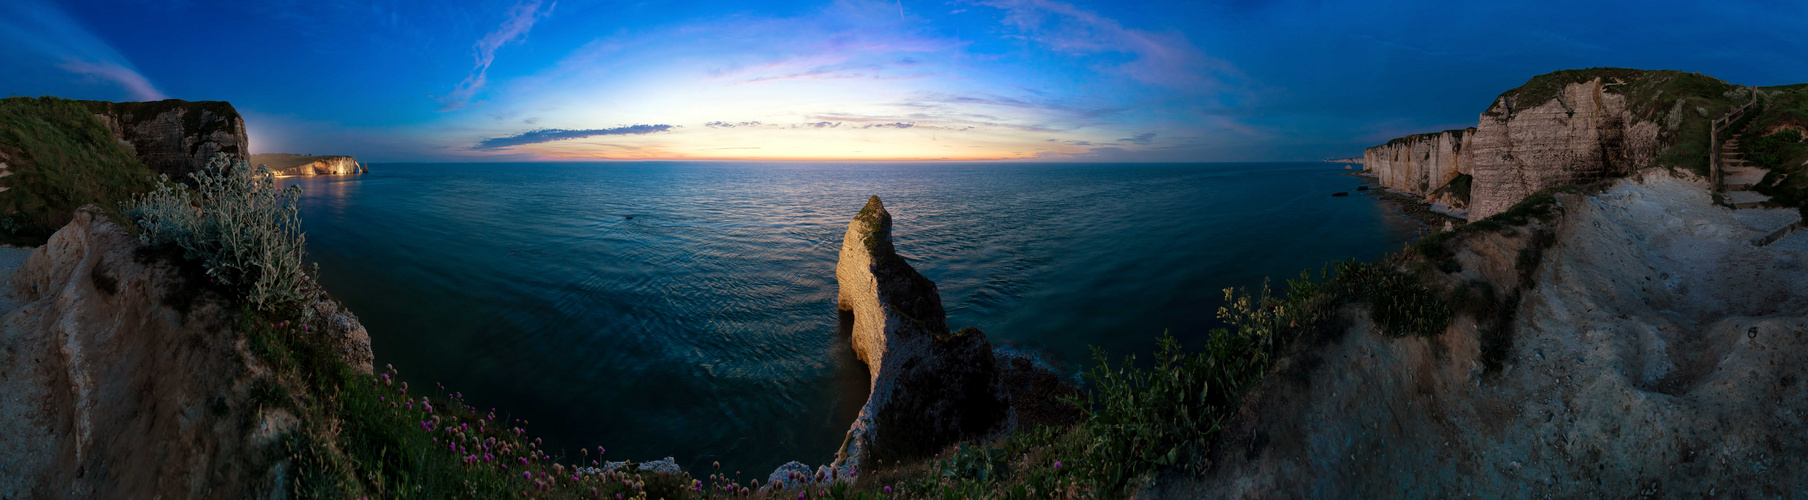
left=124, top=154, right=317, bottom=311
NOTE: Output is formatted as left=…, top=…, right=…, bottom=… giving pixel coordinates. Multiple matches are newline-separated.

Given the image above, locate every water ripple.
left=284, top=162, right=1416, bottom=476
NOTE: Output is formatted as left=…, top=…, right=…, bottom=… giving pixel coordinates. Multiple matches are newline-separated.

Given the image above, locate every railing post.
left=1712, top=120, right=1719, bottom=189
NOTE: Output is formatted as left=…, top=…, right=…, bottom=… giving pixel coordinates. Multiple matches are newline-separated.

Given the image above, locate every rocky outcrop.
left=830, top=196, right=1009, bottom=473
left=1465, top=78, right=1662, bottom=221
left=1162, top=170, right=1808, bottom=497
left=0, top=207, right=371, bottom=498
left=1363, top=128, right=1474, bottom=203
left=81, top=100, right=249, bottom=180
left=250, top=153, right=367, bottom=177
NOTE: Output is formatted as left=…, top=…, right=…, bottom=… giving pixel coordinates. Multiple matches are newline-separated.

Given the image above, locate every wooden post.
left=1711, top=119, right=1719, bottom=189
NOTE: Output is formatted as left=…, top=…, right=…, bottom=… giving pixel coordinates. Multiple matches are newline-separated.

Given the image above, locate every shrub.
left=124, top=154, right=316, bottom=311
left=1331, top=261, right=1452, bottom=337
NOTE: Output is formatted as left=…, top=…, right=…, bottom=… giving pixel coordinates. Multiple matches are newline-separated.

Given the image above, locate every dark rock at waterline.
left=996, top=350, right=1084, bottom=429
left=1357, top=186, right=1370, bottom=191
left=1332, top=192, right=1350, bottom=197
left=870, top=326, right=1011, bottom=461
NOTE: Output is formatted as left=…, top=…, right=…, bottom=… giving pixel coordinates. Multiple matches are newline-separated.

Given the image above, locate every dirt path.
left=0, top=244, right=48, bottom=497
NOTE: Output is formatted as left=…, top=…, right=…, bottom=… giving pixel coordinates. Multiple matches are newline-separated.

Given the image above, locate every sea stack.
left=830, top=196, right=1009, bottom=474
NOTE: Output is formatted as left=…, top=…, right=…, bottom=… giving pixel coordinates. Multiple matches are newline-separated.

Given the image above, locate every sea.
left=281, top=161, right=1419, bottom=476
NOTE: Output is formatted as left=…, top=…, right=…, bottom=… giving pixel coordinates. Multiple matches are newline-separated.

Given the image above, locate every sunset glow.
left=4, top=0, right=1802, bottom=162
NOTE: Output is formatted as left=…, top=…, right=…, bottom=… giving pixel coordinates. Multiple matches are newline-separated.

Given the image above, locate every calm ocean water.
left=282, top=161, right=1417, bottom=476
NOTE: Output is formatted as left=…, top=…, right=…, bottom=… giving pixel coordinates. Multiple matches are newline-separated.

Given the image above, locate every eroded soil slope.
left=1167, top=171, right=1808, bottom=497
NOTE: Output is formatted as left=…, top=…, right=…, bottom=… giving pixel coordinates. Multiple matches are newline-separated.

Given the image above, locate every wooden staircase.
left=1720, top=134, right=1771, bottom=208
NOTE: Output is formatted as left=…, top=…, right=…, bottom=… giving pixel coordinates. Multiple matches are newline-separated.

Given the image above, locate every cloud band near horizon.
left=473, top=124, right=674, bottom=150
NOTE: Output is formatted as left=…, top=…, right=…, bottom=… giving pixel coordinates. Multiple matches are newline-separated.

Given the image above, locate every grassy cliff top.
left=78, top=98, right=244, bottom=139
left=1378, top=128, right=1474, bottom=148
left=0, top=96, right=157, bottom=244
left=1491, top=67, right=1744, bottom=121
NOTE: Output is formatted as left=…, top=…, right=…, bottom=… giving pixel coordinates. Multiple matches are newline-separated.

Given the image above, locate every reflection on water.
left=282, top=162, right=1417, bottom=475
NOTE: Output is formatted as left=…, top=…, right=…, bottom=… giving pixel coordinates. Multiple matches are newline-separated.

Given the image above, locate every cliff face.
left=81, top=100, right=249, bottom=180
left=250, top=153, right=366, bottom=177
left=0, top=207, right=371, bottom=498
left=1165, top=171, right=1808, bottom=496
left=1364, top=128, right=1475, bottom=204
left=830, top=196, right=1009, bottom=473
left=1466, top=78, right=1662, bottom=221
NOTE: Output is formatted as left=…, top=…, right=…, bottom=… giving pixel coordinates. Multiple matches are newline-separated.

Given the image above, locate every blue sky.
left=3, top=0, right=1804, bottom=162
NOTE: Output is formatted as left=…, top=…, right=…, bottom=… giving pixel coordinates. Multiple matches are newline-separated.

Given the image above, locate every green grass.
left=1431, top=173, right=1472, bottom=205
left=1379, top=128, right=1470, bottom=148
left=1741, top=86, right=1808, bottom=216
left=0, top=96, right=157, bottom=244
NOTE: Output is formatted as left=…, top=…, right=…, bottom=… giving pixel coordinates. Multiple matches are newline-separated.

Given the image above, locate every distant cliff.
left=250, top=153, right=366, bottom=176
left=1364, top=128, right=1475, bottom=208
left=80, top=99, right=248, bottom=180
left=1366, top=68, right=1752, bottom=221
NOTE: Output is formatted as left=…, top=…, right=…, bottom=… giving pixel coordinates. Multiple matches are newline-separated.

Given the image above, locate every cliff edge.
left=829, top=196, right=1010, bottom=474
left=0, top=207, right=371, bottom=498
left=81, top=100, right=249, bottom=180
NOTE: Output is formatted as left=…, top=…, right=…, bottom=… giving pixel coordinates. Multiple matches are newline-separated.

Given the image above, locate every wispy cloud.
left=1118, top=132, right=1156, bottom=145
left=976, top=0, right=1235, bottom=90
left=438, top=0, right=554, bottom=111
left=473, top=124, right=672, bottom=150
left=704, top=121, right=767, bottom=128
left=59, top=59, right=166, bottom=101
left=0, top=0, right=168, bottom=101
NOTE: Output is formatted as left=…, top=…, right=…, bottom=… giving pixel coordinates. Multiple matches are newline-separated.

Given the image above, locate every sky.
left=2, top=0, right=1805, bottom=162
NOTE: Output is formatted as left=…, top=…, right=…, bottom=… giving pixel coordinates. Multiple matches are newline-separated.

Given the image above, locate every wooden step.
left=1728, top=190, right=1771, bottom=209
